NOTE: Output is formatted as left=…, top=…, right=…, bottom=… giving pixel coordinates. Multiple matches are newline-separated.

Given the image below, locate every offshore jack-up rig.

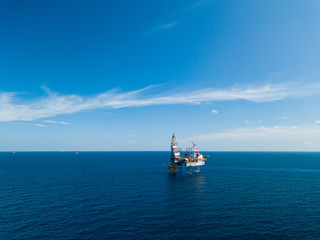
left=168, top=133, right=209, bottom=175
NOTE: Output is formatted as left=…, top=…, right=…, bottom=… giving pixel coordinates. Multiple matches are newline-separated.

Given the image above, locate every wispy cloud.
left=15, top=122, right=48, bottom=128
left=147, top=21, right=180, bottom=35
left=158, top=21, right=179, bottom=30
left=188, top=125, right=314, bottom=141
left=148, top=0, right=211, bottom=35
left=0, top=82, right=320, bottom=122
left=180, top=124, right=320, bottom=151
left=211, top=109, right=218, bottom=114
left=43, top=120, right=69, bottom=125
left=190, top=0, right=212, bottom=10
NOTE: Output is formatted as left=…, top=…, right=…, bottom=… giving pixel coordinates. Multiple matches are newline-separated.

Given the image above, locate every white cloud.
left=43, top=120, right=69, bottom=125
left=147, top=21, right=180, bottom=35
left=158, top=21, right=179, bottom=30
left=148, top=0, right=211, bottom=35
left=211, top=109, right=218, bottom=114
left=257, top=120, right=263, bottom=123
left=0, top=82, right=320, bottom=122
left=190, top=0, right=212, bottom=9
left=315, top=120, right=320, bottom=124
left=188, top=125, right=309, bottom=140
left=34, top=124, right=47, bottom=127
left=15, top=123, right=48, bottom=128
left=180, top=124, right=320, bottom=151
left=281, top=116, right=287, bottom=119
left=304, top=140, right=314, bottom=146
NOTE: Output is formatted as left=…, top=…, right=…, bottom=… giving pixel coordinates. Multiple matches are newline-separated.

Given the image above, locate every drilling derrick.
left=170, top=134, right=181, bottom=163
left=168, top=134, right=181, bottom=174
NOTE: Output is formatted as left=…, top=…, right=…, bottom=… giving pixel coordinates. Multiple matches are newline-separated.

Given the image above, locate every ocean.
left=1, top=151, right=320, bottom=239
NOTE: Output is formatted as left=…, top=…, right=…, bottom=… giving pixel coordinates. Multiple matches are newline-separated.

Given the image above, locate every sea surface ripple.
left=1, top=152, right=320, bottom=239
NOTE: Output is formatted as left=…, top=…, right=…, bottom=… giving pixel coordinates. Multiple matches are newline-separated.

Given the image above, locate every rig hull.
left=168, top=134, right=208, bottom=174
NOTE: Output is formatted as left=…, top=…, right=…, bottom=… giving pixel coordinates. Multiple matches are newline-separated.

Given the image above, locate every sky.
left=1, top=0, right=320, bottom=151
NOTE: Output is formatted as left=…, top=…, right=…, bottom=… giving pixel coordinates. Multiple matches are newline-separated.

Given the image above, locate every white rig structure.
left=168, top=133, right=209, bottom=174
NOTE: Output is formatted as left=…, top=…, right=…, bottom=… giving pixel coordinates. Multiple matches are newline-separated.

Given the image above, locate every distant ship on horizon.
left=168, top=133, right=209, bottom=174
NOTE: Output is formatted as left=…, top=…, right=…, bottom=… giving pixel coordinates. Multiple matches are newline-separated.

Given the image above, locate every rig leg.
left=168, top=164, right=178, bottom=175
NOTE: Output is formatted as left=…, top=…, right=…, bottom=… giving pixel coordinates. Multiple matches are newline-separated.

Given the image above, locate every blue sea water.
left=1, top=151, right=320, bottom=239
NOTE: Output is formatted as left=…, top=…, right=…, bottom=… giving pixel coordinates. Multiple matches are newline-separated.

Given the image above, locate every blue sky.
left=1, top=0, right=320, bottom=151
